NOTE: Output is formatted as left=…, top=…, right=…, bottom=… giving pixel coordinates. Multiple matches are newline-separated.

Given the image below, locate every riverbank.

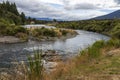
left=1, top=38, right=119, bottom=80
left=0, top=27, right=78, bottom=43
left=45, top=39, right=120, bottom=80
left=0, top=36, right=27, bottom=43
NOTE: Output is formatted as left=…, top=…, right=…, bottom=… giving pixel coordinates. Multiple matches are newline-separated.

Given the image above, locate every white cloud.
left=0, top=0, right=120, bottom=20
left=62, top=0, right=118, bottom=10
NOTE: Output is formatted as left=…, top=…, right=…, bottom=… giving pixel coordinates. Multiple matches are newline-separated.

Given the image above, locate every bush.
left=107, top=38, right=120, bottom=48
left=15, top=32, right=28, bottom=41
left=111, top=23, right=120, bottom=39
left=80, top=40, right=106, bottom=59
left=26, top=50, right=44, bottom=80
left=0, top=19, right=28, bottom=37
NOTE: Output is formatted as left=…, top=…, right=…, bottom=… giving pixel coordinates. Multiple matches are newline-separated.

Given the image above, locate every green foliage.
left=31, top=28, right=76, bottom=40
left=80, top=40, right=105, bottom=59
left=56, top=19, right=120, bottom=38
left=0, top=1, right=26, bottom=25
left=33, top=28, right=57, bottom=37
left=20, top=12, right=26, bottom=24
left=107, top=38, right=120, bottom=48
left=27, top=50, right=43, bottom=80
left=111, top=23, right=120, bottom=39
left=60, top=29, right=68, bottom=35
left=0, top=18, right=28, bottom=40
left=80, top=38, right=120, bottom=60
left=92, top=40, right=105, bottom=48
left=87, top=41, right=105, bottom=59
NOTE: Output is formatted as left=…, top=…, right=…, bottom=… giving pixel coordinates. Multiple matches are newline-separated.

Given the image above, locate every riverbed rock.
left=42, top=50, right=62, bottom=62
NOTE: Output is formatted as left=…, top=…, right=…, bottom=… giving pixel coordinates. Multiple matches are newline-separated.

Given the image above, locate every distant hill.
left=92, top=10, right=120, bottom=20
left=35, top=18, right=53, bottom=21
left=35, top=18, right=63, bottom=21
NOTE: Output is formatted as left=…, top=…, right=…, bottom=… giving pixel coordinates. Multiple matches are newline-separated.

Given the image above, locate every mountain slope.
left=93, top=10, right=120, bottom=20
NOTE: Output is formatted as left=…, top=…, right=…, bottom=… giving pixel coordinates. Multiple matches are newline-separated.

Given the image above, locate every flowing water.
left=0, top=25, right=110, bottom=68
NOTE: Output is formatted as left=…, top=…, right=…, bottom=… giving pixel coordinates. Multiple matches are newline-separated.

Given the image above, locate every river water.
left=0, top=27, right=110, bottom=68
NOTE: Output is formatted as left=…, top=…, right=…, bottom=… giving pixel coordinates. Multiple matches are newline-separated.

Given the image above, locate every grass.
left=0, top=39, right=120, bottom=80
left=80, top=40, right=105, bottom=59
left=26, top=50, right=43, bottom=80
left=45, top=38, right=120, bottom=80
left=107, top=38, right=120, bottom=48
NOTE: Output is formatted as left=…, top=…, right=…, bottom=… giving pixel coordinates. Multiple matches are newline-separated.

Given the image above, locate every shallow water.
left=0, top=29, right=110, bottom=68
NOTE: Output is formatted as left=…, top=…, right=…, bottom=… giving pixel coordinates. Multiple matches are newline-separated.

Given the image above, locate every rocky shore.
left=0, top=36, right=26, bottom=43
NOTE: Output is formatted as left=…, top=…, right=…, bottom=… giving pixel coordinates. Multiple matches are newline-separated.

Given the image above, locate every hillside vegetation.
left=0, top=1, right=26, bottom=25
left=0, top=1, right=29, bottom=42
left=56, top=19, right=120, bottom=39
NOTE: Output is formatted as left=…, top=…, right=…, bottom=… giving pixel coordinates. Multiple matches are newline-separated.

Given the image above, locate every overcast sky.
left=0, top=0, right=120, bottom=20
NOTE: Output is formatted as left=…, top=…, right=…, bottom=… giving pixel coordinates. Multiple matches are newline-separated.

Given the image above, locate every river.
left=0, top=26, right=110, bottom=69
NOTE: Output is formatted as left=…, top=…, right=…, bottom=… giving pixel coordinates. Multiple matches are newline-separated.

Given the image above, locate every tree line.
left=0, top=1, right=26, bottom=25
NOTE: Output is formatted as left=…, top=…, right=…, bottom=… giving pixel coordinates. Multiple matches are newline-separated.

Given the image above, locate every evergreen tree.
left=6, top=1, right=10, bottom=11
left=20, top=12, right=26, bottom=24
left=10, top=3, right=19, bottom=16
left=0, top=1, right=27, bottom=24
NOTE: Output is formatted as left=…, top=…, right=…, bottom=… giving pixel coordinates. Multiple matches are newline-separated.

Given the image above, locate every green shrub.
left=60, top=30, right=68, bottom=35
left=111, top=23, right=120, bottom=39
left=0, top=19, right=28, bottom=36
left=92, top=40, right=105, bottom=48
left=88, top=40, right=106, bottom=58
left=33, top=28, right=56, bottom=37
left=26, top=50, right=43, bottom=80
left=80, top=40, right=106, bottom=59
left=107, top=38, right=120, bottom=48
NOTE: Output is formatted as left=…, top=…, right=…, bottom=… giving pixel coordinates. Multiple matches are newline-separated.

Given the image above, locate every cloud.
left=1, top=0, right=65, bottom=18
left=63, top=0, right=118, bottom=10
left=114, top=0, right=120, bottom=4
left=64, top=3, right=100, bottom=10
left=0, top=0, right=120, bottom=20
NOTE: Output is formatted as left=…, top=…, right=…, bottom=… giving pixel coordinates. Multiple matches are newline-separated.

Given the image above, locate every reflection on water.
left=0, top=30, right=110, bottom=68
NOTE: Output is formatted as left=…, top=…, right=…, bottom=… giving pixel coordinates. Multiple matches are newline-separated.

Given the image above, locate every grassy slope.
left=47, top=39, right=120, bottom=80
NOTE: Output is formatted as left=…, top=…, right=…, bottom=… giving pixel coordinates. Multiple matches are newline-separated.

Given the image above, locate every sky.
left=0, top=0, right=120, bottom=20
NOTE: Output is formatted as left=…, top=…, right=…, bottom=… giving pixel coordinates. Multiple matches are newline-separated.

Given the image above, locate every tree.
left=20, top=12, right=26, bottom=24
left=53, top=19, right=57, bottom=22
left=10, top=3, right=19, bottom=16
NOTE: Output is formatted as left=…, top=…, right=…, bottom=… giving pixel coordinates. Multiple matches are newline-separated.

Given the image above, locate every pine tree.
left=11, top=3, right=19, bottom=16
left=6, top=1, right=10, bottom=11
left=20, top=12, right=26, bottom=24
